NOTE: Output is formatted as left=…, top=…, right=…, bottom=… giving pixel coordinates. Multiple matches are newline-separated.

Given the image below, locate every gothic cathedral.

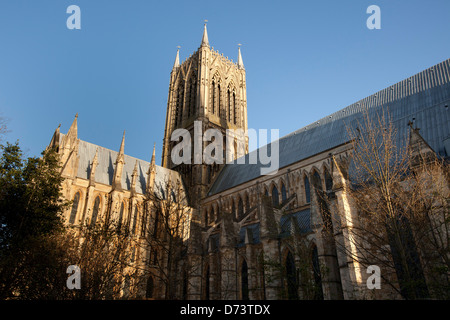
left=49, top=24, right=450, bottom=300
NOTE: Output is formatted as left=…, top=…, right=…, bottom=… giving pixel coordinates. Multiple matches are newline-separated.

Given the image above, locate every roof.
left=62, top=134, right=184, bottom=196
left=208, top=59, right=450, bottom=195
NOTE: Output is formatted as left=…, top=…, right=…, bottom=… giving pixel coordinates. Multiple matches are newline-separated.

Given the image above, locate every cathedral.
left=48, top=24, right=450, bottom=300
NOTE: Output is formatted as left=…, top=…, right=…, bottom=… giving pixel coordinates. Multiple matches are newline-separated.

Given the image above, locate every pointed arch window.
left=233, top=91, right=237, bottom=124
left=228, top=89, right=232, bottom=122
left=69, top=192, right=80, bottom=224
left=304, top=176, right=311, bottom=203
left=218, top=84, right=221, bottom=118
left=272, top=185, right=279, bottom=207
left=91, top=196, right=100, bottom=227
left=211, top=80, right=216, bottom=115
left=312, top=171, right=322, bottom=190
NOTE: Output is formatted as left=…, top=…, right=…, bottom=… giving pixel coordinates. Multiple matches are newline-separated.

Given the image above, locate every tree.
left=64, top=217, right=141, bottom=299
left=0, top=116, right=8, bottom=142
left=138, top=179, right=194, bottom=299
left=327, top=110, right=449, bottom=299
left=0, top=141, right=141, bottom=300
left=0, top=142, right=70, bottom=299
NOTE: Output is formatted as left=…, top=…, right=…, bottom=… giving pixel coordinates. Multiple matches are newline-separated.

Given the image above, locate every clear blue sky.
left=0, top=0, right=449, bottom=164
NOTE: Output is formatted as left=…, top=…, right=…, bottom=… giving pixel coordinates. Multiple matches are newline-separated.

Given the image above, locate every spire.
left=173, top=47, right=180, bottom=69
left=118, top=130, right=125, bottom=158
left=201, top=22, right=209, bottom=47
left=48, top=123, right=61, bottom=150
left=112, top=131, right=126, bottom=191
left=67, top=113, right=78, bottom=140
left=89, top=148, right=99, bottom=186
left=92, top=147, right=99, bottom=167
left=151, top=142, right=156, bottom=167
left=131, top=160, right=139, bottom=196
left=60, top=113, right=79, bottom=169
left=132, top=159, right=138, bottom=177
left=147, top=143, right=156, bottom=178
left=146, top=143, right=157, bottom=195
left=237, top=45, right=244, bottom=70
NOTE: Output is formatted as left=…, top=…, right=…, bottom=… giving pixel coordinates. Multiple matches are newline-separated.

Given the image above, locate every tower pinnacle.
left=118, top=130, right=125, bottom=156
left=201, top=21, right=209, bottom=47
left=67, top=113, right=78, bottom=140
left=173, top=47, right=180, bottom=69
left=151, top=142, right=156, bottom=166
left=237, top=44, right=244, bottom=70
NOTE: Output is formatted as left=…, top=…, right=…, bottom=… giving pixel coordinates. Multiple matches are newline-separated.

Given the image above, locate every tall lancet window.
left=91, top=196, right=100, bottom=227
left=211, top=81, right=216, bottom=114
left=272, top=185, right=279, bottom=207
left=228, top=89, right=231, bottom=122
left=69, top=192, right=80, bottom=224
left=233, top=92, right=237, bottom=124
left=304, top=175, right=311, bottom=203
left=218, top=84, right=221, bottom=118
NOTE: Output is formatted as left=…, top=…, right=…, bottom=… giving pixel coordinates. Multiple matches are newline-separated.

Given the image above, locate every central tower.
left=162, top=24, right=248, bottom=205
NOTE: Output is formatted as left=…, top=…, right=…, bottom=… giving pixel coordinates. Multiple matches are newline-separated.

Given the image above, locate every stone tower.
left=162, top=23, right=248, bottom=205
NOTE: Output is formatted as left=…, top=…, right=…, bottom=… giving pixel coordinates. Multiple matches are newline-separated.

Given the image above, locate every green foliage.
left=0, top=141, right=70, bottom=299
left=0, top=142, right=68, bottom=249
